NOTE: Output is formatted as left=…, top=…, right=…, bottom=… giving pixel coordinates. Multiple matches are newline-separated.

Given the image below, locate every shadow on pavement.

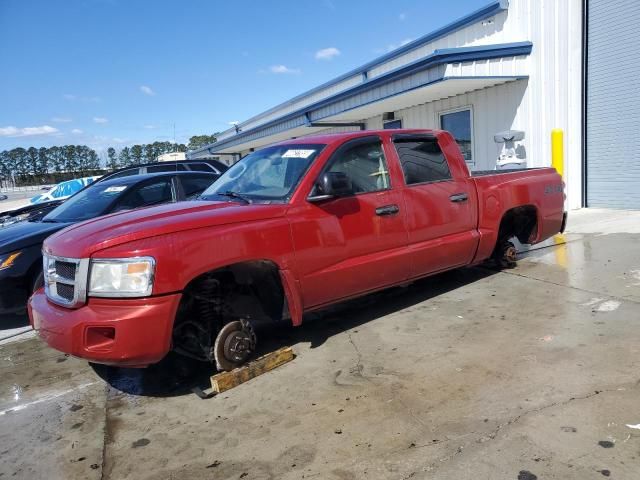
left=97, top=266, right=496, bottom=398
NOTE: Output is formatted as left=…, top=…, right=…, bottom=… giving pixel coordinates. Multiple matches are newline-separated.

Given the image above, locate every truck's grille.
left=43, top=254, right=89, bottom=308
left=55, top=261, right=77, bottom=280
left=56, top=283, right=75, bottom=302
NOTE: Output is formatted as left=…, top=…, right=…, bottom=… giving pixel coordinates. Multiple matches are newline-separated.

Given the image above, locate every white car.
left=30, top=176, right=102, bottom=204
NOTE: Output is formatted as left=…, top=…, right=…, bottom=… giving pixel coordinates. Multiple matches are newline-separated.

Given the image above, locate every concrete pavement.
left=1, top=208, right=639, bottom=480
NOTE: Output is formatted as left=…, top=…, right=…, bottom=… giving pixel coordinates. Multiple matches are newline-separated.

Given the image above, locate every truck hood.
left=43, top=200, right=288, bottom=258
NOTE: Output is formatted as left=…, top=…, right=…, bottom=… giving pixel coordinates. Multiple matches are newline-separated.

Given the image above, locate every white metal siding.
left=369, top=0, right=583, bottom=209
left=208, top=0, right=583, bottom=208
left=586, top=0, right=640, bottom=208
left=444, top=55, right=529, bottom=77
left=370, top=79, right=530, bottom=171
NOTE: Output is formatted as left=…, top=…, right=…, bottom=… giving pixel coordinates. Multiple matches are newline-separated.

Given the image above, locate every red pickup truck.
left=29, top=130, right=566, bottom=370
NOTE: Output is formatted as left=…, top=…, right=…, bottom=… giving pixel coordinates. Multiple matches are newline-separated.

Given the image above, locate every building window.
left=439, top=107, right=474, bottom=165
left=393, top=137, right=452, bottom=185
left=383, top=119, right=402, bottom=129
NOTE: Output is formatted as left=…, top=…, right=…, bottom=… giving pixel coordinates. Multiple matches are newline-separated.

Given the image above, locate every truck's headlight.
left=88, top=257, right=155, bottom=297
left=0, top=251, right=21, bottom=271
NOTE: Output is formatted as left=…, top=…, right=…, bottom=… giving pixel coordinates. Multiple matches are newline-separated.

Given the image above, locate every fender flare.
left=279, top=269, right=304, bottom=327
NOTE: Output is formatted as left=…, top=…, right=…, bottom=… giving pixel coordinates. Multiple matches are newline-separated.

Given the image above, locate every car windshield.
left=43, top=182, right=131, bottom=223
left=199, top=144, right=325, bottom=203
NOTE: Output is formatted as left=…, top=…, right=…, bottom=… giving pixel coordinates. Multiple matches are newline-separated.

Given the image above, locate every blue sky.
left=0, top=0, right=487, bottom=154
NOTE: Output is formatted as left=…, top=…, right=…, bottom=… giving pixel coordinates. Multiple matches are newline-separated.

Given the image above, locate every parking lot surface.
left=1, top=209, right=639, bottom=479
left=0, top=188, right=43, bottom=211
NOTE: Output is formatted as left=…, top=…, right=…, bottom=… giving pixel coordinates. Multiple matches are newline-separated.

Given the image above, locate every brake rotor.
left=501, top=241, right=518, bottom=267
left=213, top=320, right=257, bottom=372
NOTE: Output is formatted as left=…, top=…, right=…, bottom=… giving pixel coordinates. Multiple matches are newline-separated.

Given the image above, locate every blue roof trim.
left=306, top=42, right=532, bottom=114
left=197, top=41, right=531, bottom=154
left=215, top=0, right=509, bottom=136
left=206, top=75, right=528, bottom=154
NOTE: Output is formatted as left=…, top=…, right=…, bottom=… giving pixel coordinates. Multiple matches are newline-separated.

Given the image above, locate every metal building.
left=585, top=0, right=640, bottom=209
left=189, top=0, right=638, bottom=210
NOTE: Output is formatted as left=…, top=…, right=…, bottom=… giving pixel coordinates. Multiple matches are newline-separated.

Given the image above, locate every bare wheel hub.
left=504, top=244, right=517, bottom=263
left=499, top=240, right=518, bottom=268
left=213, top=320, right=256, bottom=371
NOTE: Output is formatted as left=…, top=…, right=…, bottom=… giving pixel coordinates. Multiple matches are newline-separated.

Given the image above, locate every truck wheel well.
left=495, top=205, right=538, bottom=247
left=172, top=261, right=286, bottom=362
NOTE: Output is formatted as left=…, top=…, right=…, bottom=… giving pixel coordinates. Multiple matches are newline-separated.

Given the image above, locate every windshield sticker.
left=282, top=149, right=315, bottom=159
left=104, top=186, right=127, bottom=193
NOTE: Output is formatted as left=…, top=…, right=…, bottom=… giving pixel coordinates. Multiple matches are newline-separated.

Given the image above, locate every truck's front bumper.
left=29, top=290, right=182, bottom=367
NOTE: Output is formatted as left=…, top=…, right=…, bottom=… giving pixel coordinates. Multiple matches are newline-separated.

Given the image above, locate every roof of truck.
left=276, top=129, right=441, bottom=147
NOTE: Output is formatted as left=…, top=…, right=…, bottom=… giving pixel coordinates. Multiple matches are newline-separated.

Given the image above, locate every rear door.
left=109, top=177, right=177, bottom=213
left=391, top=134, right=478, bottom=277
left=290, top=136, right=408, bottom=308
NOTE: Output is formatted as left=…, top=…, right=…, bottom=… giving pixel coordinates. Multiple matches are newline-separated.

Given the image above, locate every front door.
left=289, top=136, right=408, bottom=308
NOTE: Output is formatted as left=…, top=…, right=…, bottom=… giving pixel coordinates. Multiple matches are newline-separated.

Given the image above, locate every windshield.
left=43, top=183, right=130, bottom=222
left=199, top=144, right=325, bottom=203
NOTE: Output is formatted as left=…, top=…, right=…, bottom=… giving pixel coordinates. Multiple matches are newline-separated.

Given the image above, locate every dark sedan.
left=0, top=171, right=218, bottom=318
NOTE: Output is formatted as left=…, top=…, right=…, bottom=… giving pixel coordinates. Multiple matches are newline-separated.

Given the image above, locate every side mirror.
left=308, top=172, right=353, bottom=202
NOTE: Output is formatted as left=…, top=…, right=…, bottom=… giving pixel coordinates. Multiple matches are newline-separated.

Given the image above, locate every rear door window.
left=393, top=137, right=452, bottom=185
left=179, top=175, right=217, bottom=199
left=111, top=178, right=174, bottom=212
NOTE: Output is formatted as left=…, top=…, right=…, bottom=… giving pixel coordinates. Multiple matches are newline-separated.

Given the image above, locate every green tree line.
left=0, top=145, right=102, bottom=186
left=0, top=134, right=217, bottom=187
left=105, top=135, right=217, bottom=169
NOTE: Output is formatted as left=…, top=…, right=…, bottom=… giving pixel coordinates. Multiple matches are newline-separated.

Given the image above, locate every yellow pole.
left=551, top=129, right=567, bottom=262
left=551, top=128, right=564, bottom=178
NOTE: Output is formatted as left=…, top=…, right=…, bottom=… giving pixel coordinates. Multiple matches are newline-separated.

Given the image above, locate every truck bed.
left=471, top=167, right=545, bottom=177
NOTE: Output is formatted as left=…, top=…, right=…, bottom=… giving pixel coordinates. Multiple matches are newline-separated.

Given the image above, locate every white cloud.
left=112, top=137, right=127, bottom=143
left=63, top=94, right=77, bottom=101
left=51, top=116, right=72, bottom=123
left=269, top=64, right=301, bottom=74
left=93, top=117, right=109, bottom=124
left=315, top=47, right=341, bottom=60
left=139, top=85, right=156, bottom=96
left=143, top=124, right=156, bottom=129
left=399, top=12, right=406, bottom=21
left=71, top=128, right=83, bottom=134
left=0, top=125, right=59, bottom=137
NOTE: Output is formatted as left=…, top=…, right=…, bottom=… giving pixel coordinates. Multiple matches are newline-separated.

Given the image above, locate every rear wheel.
left=493, top=240, right=518, bottom=268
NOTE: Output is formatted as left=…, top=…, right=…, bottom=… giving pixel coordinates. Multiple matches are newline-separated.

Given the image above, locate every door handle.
left=375, top=204, right=400, bottom=216
left=449, top=193, right=468, bottom=203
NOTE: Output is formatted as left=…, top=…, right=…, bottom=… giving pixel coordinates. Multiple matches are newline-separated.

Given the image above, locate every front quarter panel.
left=92, top=216, right=296, bottom=295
